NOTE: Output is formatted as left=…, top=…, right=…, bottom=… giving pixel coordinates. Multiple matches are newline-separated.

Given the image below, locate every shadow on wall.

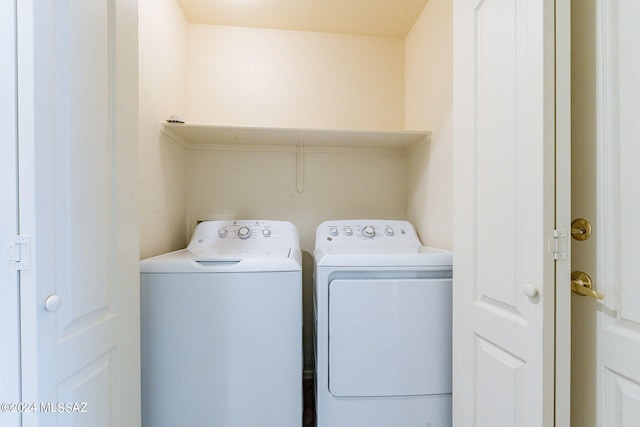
left=302, top=251, right=315, bottom=373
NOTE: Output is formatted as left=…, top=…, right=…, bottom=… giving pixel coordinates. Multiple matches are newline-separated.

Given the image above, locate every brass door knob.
left=571, top=271, right=604, bottom=300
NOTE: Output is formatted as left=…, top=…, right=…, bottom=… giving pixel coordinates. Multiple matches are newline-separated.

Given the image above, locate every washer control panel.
left=188, top=220, right=299, bottom=251
left=316, top=220, right=421, bottom=246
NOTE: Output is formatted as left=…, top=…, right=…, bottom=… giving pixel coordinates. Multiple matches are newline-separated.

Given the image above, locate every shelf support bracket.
left=296, top=136, right=304, bottom=193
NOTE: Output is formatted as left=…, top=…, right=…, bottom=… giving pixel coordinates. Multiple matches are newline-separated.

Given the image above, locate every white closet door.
left=452, top=0, right=570, bottom=425
left=17, top=0, right=140, bottom=425
left=592, top=1, right=640, bottom=424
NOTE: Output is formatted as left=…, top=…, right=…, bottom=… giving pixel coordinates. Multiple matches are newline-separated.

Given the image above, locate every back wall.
left=187, top=24, right=405, bottom=130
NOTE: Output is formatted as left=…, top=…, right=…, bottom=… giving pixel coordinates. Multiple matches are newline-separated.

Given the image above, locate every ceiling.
left=175, top=0, right=431, bottom=39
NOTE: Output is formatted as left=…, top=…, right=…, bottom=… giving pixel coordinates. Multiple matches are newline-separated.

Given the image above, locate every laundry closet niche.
left=139, top=0, right=453, bottom=371
left=140, top=0, right=452, bottom=256
left=178, top=24, right=413, bottom=250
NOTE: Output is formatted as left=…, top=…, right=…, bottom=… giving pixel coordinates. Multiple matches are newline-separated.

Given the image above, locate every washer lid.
left=140, top=247, right=302, bottom=273
left=140, top=220, right=302, bottom=273
left=191, top=246, right=292, bottom=260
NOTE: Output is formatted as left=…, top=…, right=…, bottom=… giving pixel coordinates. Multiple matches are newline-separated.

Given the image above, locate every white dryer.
left=140, top=220, right=302, bottom=427
left=314, top=220, right=452, bottom=427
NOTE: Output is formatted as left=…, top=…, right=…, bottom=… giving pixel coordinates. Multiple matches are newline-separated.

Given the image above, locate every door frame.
left=0, top=0, right=22, bottom=423
left=555, top=0, right=572, bottom=425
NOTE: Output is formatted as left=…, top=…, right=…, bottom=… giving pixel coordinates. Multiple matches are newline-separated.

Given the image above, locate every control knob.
left=362, top=226, right=375, bottom=238
left=237, top=226, right=251, bottom=239
left=218, top=229, right=228, bottom=238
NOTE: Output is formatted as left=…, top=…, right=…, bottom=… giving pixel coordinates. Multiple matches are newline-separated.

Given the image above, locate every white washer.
left=140, top=220, right=302, bottom=427
left=314, top=220, right=452, bottom=427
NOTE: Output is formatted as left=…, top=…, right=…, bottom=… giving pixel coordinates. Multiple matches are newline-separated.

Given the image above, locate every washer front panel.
left=328, top=278, right=452, bottom=397
left=141, top=271, right=302, bottom=426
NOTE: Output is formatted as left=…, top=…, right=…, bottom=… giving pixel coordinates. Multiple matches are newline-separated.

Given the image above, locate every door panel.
left=55, top=0, right=114, bottom=337
left=17, top=0, right=140, bottom=425
left=453, top=0, right=562, bottom=425
left=604, top=371, right=640, bottom=425
left=475, top=338, right=525, bottom=426
left=474, top=0, right=526, bottom=316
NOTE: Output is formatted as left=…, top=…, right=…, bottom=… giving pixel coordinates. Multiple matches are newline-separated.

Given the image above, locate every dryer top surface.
left=314, top=220, right=452, bottom=267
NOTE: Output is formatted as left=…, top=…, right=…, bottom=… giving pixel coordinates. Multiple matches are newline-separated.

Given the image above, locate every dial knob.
left=385, top=227, right=394, bottom=236
left=344, top=227, right=353, bottom=236
left=218, top=229, right=228, bottom=238
left=362, top=226, right=375, bottom=238
left=262, top=229, right=271, bottom=237
left=329, top=228, right=339, bottom=237
left=237, top=226, right=251, bottom=239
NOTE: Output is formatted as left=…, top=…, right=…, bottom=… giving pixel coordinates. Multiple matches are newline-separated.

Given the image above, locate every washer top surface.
left=141, top=220, right=302, bottom=273
left=314, top=220, right=452, bottom=267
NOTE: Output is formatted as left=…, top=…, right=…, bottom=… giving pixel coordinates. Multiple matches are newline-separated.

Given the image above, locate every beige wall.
left=139, top=0, right=190, bottom=258
left=405, top=0, right=453, bottom=250
left=187, top=149, right=407, bottom=252
left=184, top=24, right=409, bottom=252
left=186, top=25, right=405, bottom=130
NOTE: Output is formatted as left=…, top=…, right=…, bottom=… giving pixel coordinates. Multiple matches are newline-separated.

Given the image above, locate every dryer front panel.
left=328, top=278, right=452, bottom=397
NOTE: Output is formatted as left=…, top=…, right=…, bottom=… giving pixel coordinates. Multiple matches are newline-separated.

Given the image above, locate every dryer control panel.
left=315, top=220, right=422, bottom=246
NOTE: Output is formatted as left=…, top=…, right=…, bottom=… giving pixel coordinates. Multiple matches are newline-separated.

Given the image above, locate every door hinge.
left=549, top=230, right=568, bottom=260
left=7, top=235, right=31, bottom=270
